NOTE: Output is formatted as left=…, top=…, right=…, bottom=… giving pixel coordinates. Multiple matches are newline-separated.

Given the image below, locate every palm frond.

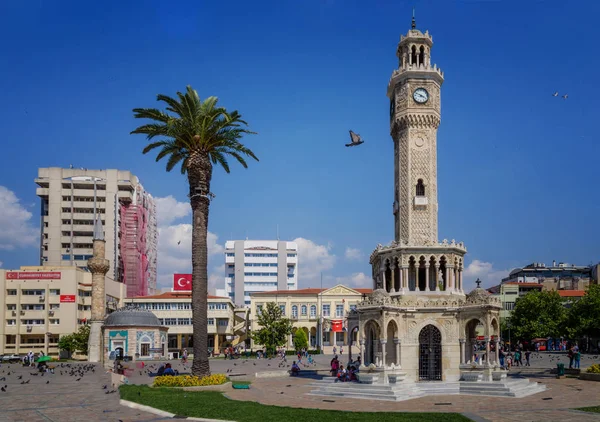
left=142, top=141, right=169, bottom=154
left=166, top=151, right=185, bottom=172
left=210, top=150, right=230, bottom=173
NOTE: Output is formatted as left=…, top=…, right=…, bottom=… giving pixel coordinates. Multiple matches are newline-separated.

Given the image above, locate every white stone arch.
left=386, top=319, right=399, bottom=365
left=411, top=318, right=445, bottom=344
left=362, top=319, right=381, bottom=365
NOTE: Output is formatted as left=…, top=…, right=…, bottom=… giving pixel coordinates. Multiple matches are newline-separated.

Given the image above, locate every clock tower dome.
left=388, top=18, right=443, bottom=245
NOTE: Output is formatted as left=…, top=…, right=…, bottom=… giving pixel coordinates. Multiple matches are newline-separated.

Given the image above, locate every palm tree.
left=131, top=86, right=258, bottom=377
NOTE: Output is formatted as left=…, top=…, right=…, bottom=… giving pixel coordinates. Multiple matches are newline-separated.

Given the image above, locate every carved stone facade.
left=354, top=24, right=488, bottom=383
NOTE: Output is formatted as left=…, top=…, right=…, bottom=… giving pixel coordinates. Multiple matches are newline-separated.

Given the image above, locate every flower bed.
left=153, top=374, right=227, bottom=388
left=587, top=364, right=600, bottom=374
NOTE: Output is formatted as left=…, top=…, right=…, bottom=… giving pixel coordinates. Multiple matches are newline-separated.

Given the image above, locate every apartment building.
left=35, top=167, right=158, bottom=297
left=250, top=285, right=371, bottom=354
left=219, top=240, right=298, bottom=307
left=0, top=266, right=125, bottom=357
left=125, top=292, right=248, bottom=358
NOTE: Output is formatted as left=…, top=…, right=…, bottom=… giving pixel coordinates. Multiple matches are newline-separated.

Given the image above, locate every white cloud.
left=155, top=195, right=190, bottom=226
left=154, top=196, right=225, bottom=292
left=0, top=261, right=3, bottom=268
left=0, top=186, right=39, bottom=250
left=332, top=272, right=372, bottom=289
left=345, top=247, right=362, bottom=260
left=463, top=259, right=510, bottom=290
left=293, top=237, right=337, bottom=288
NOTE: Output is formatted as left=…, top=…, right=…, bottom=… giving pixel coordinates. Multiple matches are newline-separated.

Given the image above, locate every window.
left=218, top=319, right=228, bottom=326
left=292, top=305, right=298, bottom=318
left=310, top=305, right=316, bottom=318
left=287, top=253, right=297, bottom=258
left=336, top=304, right=344, bottom=317
left=140, top=343, right=150, bottom=357
left=279, top=304, right=286, bottom=315
left=226, top=253, right=235, bottom=257
left=301, top=305, right=307, bottom=316
left=22, top=290, right=44, bottom=296
left=22, top=319, right=44, bottom=325
left=61, top=254, right=71, bottom=260
left=6, top=319, right=16, bottom=325
left=163, top=318, right=177, bottom=326
left=49, top=319, right=60, bottom=325
left=504, top=302, right=515, bottom=311
left=416, top=179, right=425, bottom=196
left=177, top=318, right=191, bottom=325
left=6, top=304, right=16, bottom=310
left=256, top=305, right=263, bottom=315
left=22, top=304, right=45, bottom=310
left=50, top=304, right=60, bottom=310
left=7, top=290, right=16, bottom=296
left=322, top=304, right=330, bottom=317
left=349, top=304, right=357, bottom=312
left=49, top=289, right=60, bottom=295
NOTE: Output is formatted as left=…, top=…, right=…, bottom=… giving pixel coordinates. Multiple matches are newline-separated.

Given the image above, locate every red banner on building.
left=60, top=295, right=76, bottom=303
left=6, top=272, right=61, bottom=280
left=331, top=320, right=343, bottom=332
left=173, top=274, right=192, bottom=291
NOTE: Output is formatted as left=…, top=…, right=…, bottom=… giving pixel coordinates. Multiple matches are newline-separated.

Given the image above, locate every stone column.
left=380, top=268, right=386, bottom=291
left=398, top=266, right=404, bottom=292
left=403, top=267, right=409, bottom=290
left=380, top=339, right=387, bottom=367
left=394, top=338, right=401, bottom=367
left=390, top=265, right=395, bottom=293
left=359, top=339, right=365, bottom=364
left=433, top=263, right=439, bottom=291
left=87, top=219, right=110, bottom=364
left=459, top=339, right=466, bottom=364
left=458, top=269, right=463, bottom=291
left=494, top=339, right=500, bottom=365
left=425, top=264, right=430, bottom=291
left=484, top=337, right=491, bottom=366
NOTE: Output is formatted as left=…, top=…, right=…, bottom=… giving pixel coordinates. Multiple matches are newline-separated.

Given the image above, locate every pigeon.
left=17, top=376, right=22, bottom=380
left=177, top=240, right=181, bottom=245
left=552, top=92, right=558, bottom=97
left=562, top=94, right=568, bottom=99
left=76, top=378, right=81, bottom=381
left=345, top=130, right=365, bottom=147
left=0, top=387, right=5, bottom=392
left=46, top=381, right=50, bottom=384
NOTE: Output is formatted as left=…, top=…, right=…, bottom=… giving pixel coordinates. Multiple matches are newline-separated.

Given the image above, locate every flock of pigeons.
left=553, top=91, right=568, bottom=99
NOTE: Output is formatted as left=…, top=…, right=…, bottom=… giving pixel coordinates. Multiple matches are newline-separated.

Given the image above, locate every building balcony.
left=20, top=310, right=46, bottom=319
left=36, top=187, right=49, bottom=197
left=60, top=236, right=93, bottom=244
left=19, top=296, right=47, bottom=304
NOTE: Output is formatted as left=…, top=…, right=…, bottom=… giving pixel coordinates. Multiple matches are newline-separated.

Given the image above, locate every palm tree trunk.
left=189, top=153, right=212, bottom=378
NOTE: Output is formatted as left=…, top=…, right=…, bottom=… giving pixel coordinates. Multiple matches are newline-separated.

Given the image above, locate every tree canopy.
left=58, top=324, right=90, bottom=355
left=251, top=302, right=293, bottom=356
left=509, top=290, right=566, bottom=340
left=564, top=284, right=600, bottom=339
left=293, top=328, right=309, bottom=351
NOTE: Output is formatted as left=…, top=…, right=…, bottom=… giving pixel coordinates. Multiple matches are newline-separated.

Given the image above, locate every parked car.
left=1, top=354, right=22, bottom=363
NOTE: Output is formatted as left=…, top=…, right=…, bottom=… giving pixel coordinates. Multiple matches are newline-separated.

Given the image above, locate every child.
left=291, top=361, right=300, bottom=376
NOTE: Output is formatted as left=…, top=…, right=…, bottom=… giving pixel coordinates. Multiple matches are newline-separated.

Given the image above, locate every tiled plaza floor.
left=0, top=355, right=599, bottom=422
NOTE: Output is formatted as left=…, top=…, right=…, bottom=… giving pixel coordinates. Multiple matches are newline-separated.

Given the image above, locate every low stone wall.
left=579, top=373, right=600, bottom=382
left=150, top=382, right=232, bottom=391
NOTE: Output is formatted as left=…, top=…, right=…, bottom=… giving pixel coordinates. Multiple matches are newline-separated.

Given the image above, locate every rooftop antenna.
left=411, top=7, right=416, bottom=29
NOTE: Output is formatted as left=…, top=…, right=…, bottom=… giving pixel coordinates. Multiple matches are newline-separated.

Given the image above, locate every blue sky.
left=0, top=0, right=598, bottom=292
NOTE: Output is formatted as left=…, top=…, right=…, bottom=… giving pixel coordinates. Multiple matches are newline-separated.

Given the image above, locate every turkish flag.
left=173, top=274, right=192, bottom=291
left=331, top=320, right=343, bottom=332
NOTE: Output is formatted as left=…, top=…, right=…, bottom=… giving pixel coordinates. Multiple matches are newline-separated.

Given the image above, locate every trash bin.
left=556, top=363, right=565, bottom=376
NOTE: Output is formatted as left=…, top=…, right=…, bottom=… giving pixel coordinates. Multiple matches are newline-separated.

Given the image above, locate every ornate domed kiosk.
left=102, top=306, right=168, bottom=362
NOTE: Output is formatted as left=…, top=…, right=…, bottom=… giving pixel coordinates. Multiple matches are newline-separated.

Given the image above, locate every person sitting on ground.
left=291, top=361, right=300, bottom=376
left=163, top=363, right=176, bottom=376
left=336, top=365, right=347, bottom=382
left=330, top=355, right=340, bottom=376
left=156, top=364, right=165, bottom=376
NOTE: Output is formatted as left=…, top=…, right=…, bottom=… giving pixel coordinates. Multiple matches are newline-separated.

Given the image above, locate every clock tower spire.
left=388, top=23, right=444, bottom=245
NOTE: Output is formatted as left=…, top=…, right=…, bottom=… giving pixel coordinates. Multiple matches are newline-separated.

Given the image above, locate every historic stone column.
left=433, top=263, right=439, bottom=291
left=403, top=267, right=409, bottom=291
left=484, top=337, right=491, bottom=366
left=394, top=337, right=401, bottom=367
left=87, top=216, right=110, bottom=363
left=359, top=339, right=365, bottom=363
left=424, top=264, right=430, bottom=291
left=390, top=265, right=395, bottom=293
left=459, top=338, right=466, bottom=364
left=494, top=339, right=500, bottom=365
left=380, top=338, right=387, bottom=367
left=380, top=267, right=386, bottom=291
left=458, top=269, right=463, bottom=291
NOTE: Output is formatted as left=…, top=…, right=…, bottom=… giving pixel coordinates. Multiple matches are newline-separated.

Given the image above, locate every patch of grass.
left=120, top=385, right=470, bottom=422
left=231, top=380, right=251, bottom=387
left=577, top=406, right=600, bottom=413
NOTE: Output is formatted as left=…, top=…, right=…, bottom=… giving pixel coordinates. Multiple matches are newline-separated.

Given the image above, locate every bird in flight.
left=552, top=92, right=558, bottom=97
left=177, top=240, right=181, bottom=245
left=562, top=94, right=568, bottom=99
left=345, top=130, right=364, bottom=147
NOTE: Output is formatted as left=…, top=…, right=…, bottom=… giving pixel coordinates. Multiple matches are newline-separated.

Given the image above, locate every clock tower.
left=368, top=17, right=466, bottom=296
left=388, top=18, right=443, bottom=246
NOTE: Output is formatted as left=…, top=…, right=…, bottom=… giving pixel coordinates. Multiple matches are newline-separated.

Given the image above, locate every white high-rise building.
left=219, top=240, right=298, bottom=307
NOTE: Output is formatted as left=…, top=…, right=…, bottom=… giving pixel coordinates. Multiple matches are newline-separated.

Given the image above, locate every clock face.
left=413, top=88, right=429, bottom=104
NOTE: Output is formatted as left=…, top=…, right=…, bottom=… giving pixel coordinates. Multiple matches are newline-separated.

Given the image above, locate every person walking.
left=525, top=350, right=531, bottom=366
left=574, top=349, right=581, bottom=369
